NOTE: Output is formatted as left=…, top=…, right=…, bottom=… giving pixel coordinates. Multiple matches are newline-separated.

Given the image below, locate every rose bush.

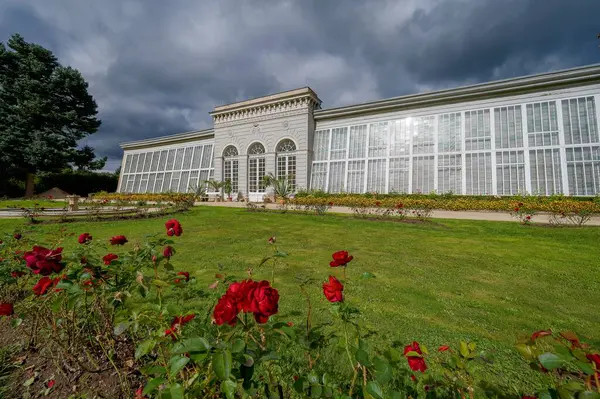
left=0, top=219, right=599, bottom=398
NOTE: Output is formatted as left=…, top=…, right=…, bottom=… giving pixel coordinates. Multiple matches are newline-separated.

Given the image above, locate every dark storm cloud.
left=0, top=0, right=599, bottom=171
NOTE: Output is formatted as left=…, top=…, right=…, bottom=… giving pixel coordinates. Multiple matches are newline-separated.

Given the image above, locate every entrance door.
left=248, top=156, right=266, bottom=202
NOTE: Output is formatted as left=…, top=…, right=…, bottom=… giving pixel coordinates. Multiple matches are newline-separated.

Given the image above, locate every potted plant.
left=204, top=179, right=224, bottom=202
left=262, top=173, right=294, bottom=203
left=223, top=179, right=233, bottom=201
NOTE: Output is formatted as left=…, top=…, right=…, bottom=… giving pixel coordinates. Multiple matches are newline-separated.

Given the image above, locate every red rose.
left=14, top=233, right=22, bottom=240
left=135, top=385, right=147, bottom=399
left=109, top=235, right=128, bottom=245
left=268, top=236, right=276, bottom=244
left=0, top=303, right=14, bottom=316
left=404, top=341, right=427, bottom=372
left=330, top=250, right=353, bottom=267
left=530, top=330, right=552, bottom=341
left=23, top=246, right=64, bottom=276
left=165, top=314, right=195, bottom=339
left=328, top=201, right=334, bottom=206
left=226, top=280, right=257, bottom=312
left=81, top=257, right=88, bottom=264
left=33, top=276, right=60, bottom=296
left=103, top=253, right=119, bottom=265
left=438, top=345, right=450, bottom=352
left=375, top=201, right=381, bottom=206
left=322, top=275, right=344, bottom=303
left=586, top=353, right=600, bottom=368
left=526, top=215, right=531, bottom=220
left=176, top=271, right=189, bottom=282
left=514, top=207, right=520, bottom=212
left=47, top=380, right=56, bottom=389
left=78, top=233, right=92, bottom=244
left=213, top=294, right=239, bottom=326
left=165, top=219, right=183, bottom=237
left=48, top=195, right=53, bottom=199
left=163, top=246, right=174, bottom=259
left=248, top=280, right=279, bottom=323
left=518, top=202, right=524, bottom=207
left=11, top=271, right=26, bottom=278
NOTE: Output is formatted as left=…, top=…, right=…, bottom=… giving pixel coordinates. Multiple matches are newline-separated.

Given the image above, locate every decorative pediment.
left=210, top=88, right=321, bottom=126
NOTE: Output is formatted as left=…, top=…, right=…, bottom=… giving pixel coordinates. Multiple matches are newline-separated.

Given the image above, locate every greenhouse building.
left=118, top=64, right=600, bottom=200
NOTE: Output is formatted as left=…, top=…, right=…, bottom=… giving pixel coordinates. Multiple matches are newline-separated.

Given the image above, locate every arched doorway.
left=276, top=139, right=297, bottom=191
left=247, top=142, right=266, bottom=201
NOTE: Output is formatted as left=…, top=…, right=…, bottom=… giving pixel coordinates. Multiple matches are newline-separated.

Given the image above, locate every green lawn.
left=1, top=206, right=599, bottom=393
left=0, top=199, right=63, bottom=209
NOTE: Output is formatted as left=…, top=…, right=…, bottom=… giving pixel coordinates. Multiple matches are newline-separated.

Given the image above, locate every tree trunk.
left=24, top=172, right=35, bottom=198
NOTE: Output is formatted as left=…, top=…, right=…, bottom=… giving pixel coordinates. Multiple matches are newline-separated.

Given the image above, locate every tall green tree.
left=0, top=34, right=102, bottom=197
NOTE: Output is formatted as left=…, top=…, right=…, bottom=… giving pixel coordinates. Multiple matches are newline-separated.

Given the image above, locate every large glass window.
left=412, top=156, right=435, bottom=194
left=223, top=145, right=239, bottom=194
left=328, top=161, right=346, bottom=193
left=388, top=157, right=409, bottom=193
left=347, top=160, right=365, bottom=193
left=562, top=97, right=599, bottom=145
left=465, top=109, right=491, bottom=150
left=248, top=142, right=266, bottom=193
left=438, top=113, right=461, bottom=153
left=530, top=149, right=562, bottom=195
left=465, top=152, right=492, bottom=194
left=368, top=122, right=388, bottom=158
left=566, top=146, right=600, bottom=195
left=276, top=139, right=297, bottom=191
left=438, top=154, right=462, bottom=194
left=494, top=105, right=523, bottom=149
left=313, top=130, right=330, bottom=161
left=330, top=128, right=348, bottom=160
left=310, top=163, right=327, bottom=191
left=412, top=117, right=435, bottom=154
left=496, top=150, right=525, bottom=195
left=527, top=101, right=559, bottom=146
left=349, top=125, right=367, bottom=158
left=367, top=159, right=386, bottom=192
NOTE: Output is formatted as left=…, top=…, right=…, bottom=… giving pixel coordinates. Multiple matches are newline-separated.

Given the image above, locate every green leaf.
left=11, top=318, right=23, bottom=328
left=557, top=387, right=576, bottom=399
left=231, top=338, right=245, bottom=353
left=164, top=262, right=174, bottom=271
left=356, top=349, right=370, bottom=366
left=307, top=370, right=319, bottom=385
left=23, top=374, right=36, bottom=387
left=373, top=357, right=392, bottom=384
left=360, top=272, right=375, bottom=279
left=113, top=321, right=131, bottom=336
left=169, top=356, right=190, bottom=377
left=420, top=344, right=429, bottom=355
left=539, top=353, right=565, bottom=370
left=293, top=377, right=307, bottom=394
left=366, top=381, right=383, bottom=399
left=169, top=383, right=184, bottom=399
left=467, top=342, right=476, bottom=351
left=515, top=344, right=535, bottom=359
left=274, top=251, right=288, bottom=258
left=135, top=339, right=156, bottom=360
left=310, top=384, right=323, bottom=398
left=403, top=351, right=422, bottom=358
left=172, top=338, right=211, bottom=354
left=151, top=279, right=170, bottom=287
left=575, top=360, right=595, bottom=375
left=221, top=380, right=237, bottom=399
left=578, top=392, right=600, bottom=399
left=213, top=350, right=232, bottom=380
left=143, top=378, right=166, bottom=395
left=459, top=341, right=469, bottom=358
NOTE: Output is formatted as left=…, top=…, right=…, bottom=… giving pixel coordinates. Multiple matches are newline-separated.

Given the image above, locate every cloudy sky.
left=1, top=0, right=598, bottom=171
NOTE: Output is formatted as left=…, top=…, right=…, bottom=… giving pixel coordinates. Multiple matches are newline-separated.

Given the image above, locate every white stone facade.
left=118, top=64, right=600, bottom=198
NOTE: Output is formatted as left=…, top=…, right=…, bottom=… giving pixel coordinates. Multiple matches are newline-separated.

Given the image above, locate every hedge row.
left=91, top=191, right=197, bottom=203
left=290, top=194, right=600, bottom=214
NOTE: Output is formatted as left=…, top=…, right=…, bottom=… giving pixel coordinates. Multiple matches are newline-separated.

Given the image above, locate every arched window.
left=248, top=142, right=266, bottom=194
left=222, top=145, right=239, bottom=195
left=276, top=139, right=297, bottom=191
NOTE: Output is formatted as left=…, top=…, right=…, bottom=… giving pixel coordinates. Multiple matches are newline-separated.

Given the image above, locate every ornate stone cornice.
left=211, top=87, right=321, bottom=126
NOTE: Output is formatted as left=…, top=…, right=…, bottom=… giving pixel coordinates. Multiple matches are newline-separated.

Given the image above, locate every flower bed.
left=92, top=191, right=198, bottom=204
left=290, top=193, right=600, bottom=225
left=1, top=223, right=599, bottom=398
